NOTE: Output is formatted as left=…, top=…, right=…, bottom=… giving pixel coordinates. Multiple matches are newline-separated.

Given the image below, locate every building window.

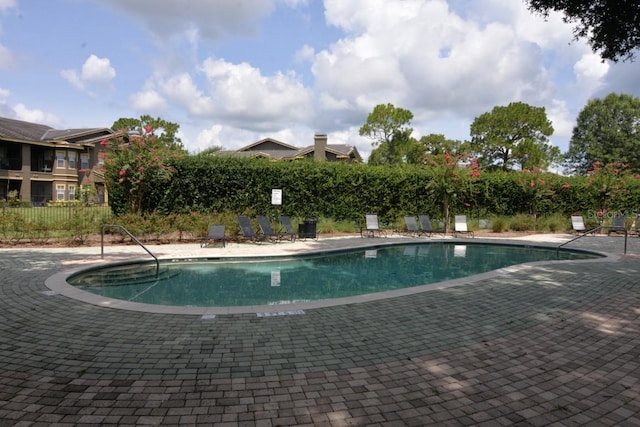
left=68, top=185, right=76, bottom=201
left=56, top=185, right=65, bottom=201
left=80, top=153, right=89, bottom=170
left=69, top=153, right=77, bottom=169
left=97, top=150, right=106, bottom=166
left=56, top=151, right=66, bottom=168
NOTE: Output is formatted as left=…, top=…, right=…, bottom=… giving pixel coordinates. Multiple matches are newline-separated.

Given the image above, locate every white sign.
left=271, top=189, right=283, bottom=205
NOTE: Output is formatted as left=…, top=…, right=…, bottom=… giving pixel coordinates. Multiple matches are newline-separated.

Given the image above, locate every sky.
left=0, top=0, right=639, bottom=162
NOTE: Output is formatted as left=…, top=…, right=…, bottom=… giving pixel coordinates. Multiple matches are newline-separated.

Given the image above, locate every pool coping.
left=44, top=238, right=614, bottom=316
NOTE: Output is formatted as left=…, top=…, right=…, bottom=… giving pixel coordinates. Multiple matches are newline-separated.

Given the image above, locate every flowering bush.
left=103, top=126, right=181, bottom=214
left=586, top=161, right=633, bottom=214
left=423, top=153, right=480, bottom=231
left=517, top=167, right=555, bottom=219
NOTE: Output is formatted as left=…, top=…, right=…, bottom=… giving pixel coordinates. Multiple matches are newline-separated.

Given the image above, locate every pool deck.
left=1, top=233, right=639, bottom=426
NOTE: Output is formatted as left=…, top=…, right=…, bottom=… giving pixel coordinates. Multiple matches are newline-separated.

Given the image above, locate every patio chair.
left=632, top=215, right=640, bottom=237
left=403, top=216, right=421, bottom=237
left=201, top=224, right=226, bottom=248
left=278, top=215, right=297, bottom=242
left=607, top=215, right=627, bottom=236
left=419, top=214, right=445, bottom=237
left=256, top=215, right=284, bottom=243
left=571, top=215, right=586, bottom=233
left=362, top=214, right=386, bottom=238
left=237, top=215, right=265, bottom=243
left=453, top=215, right=474, bottom=238
left=404, top=215, right=432, bottom=237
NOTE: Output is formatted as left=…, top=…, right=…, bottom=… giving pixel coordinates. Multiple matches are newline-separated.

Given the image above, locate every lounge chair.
left=571, top=215, right=586, bottom=234
left=607, top=215, right=627, bottom=236
left=453, top=215, right=474, bottom=238
left=403, top=216, right=421, bottom=237
left=201, top=224, right=226, bottom=248
left=631, top=215, right=640, bottom=237
left=279, top=215, right=297, bottom=242
left=256, top=215, right=287, bottom=243
left=237, top=215, right=265, bottom=243
left=418, top=214, right=444, bottom=237
left=362, top=214, right=385, bottom=238
left=404, top=216, right=432, bottom=237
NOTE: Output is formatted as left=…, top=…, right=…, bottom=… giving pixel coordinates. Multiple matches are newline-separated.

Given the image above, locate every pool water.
left=68, top=243, right=599, bottom=307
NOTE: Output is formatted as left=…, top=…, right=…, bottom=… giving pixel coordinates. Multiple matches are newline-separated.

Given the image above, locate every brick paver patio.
left=0, top=235, right=639, bottom=426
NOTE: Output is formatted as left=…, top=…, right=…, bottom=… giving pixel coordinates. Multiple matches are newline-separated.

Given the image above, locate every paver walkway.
left=0, top=234, right=639, bottom=426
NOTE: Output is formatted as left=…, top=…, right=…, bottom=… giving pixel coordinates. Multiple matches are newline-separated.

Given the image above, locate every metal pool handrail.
left=101, top=224, right=160, bottom=277
left=557, top=225, right=628, bottom=255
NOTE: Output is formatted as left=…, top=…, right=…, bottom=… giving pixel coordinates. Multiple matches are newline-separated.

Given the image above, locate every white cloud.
left=199, top=57, right=313, bottom=130
left=0, top=43, right=15, bottom=70
left=81, top=55, right=116, bottom=84
left=60, top=69, right=85, bottom=91
left=61, top=54, right=116, bottom=94
left=105, top=0, right=278, bottom=42
left=160, top=73, right=214, bottom=116
left=129, top=89, right=167, bottom=111
left=314, top=0, right=559, bottom=133
left=546, top=99, right=574, bottom=140
left=13, top=103, right=60, bottom=126
left=574, top=53, right=610, bottom=81
left=0, top=0, right=16, bottom=12
left=294, top=44, right=315, bottom=63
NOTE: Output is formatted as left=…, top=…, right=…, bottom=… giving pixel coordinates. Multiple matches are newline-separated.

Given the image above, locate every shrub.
left=509, top=214, right=535, bottom=231
left=491, top=216, right=508, bottom=233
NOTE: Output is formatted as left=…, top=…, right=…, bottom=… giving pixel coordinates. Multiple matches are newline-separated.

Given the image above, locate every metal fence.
left=0, top=204, right=113, bottom=227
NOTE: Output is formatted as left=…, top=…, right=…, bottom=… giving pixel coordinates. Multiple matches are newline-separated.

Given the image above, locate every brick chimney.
left=314, top=133, right=327, bottom=161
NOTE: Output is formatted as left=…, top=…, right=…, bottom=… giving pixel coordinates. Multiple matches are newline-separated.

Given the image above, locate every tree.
left=104, top=125, right=184, bottom=214
left=565, top=93, right=640, bottom=175
left=198, top=145, right=224, bottom=156
left=423, top=153, right=480, bottom=232
left=360, top=103, right=414, bottom=165
left=525, top=0, right=640, bottom=62
left=469, top=102, right=556, bottom=171
left=367, top=130, right=424, bottom=165
left=111, top=115, right=186, bottom=153
left=419, top=134, right=468, bottom=157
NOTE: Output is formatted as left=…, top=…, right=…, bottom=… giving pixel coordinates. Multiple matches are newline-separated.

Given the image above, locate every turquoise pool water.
left=68, top=242, right=600, bottom=307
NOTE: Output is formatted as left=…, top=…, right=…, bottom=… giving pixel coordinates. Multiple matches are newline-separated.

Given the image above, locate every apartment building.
left=0, top=117, right=113, bottom=205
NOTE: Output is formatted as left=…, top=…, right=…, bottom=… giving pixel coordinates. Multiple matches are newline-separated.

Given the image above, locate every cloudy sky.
left=0, top=0, right=638, bottom=160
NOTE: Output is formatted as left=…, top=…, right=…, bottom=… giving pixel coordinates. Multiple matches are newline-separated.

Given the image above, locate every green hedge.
left=109, top=156, right=640, bottom=224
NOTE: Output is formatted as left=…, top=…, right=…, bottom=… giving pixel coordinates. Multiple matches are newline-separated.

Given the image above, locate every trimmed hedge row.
left=110, top=156, right=640, bottom=225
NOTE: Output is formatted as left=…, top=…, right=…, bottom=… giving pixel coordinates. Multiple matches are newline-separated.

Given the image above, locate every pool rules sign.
left=271, top=189, right=282, bottom=206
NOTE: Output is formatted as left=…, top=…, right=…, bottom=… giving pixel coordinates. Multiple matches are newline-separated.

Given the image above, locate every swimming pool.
left=66, top=242, right=601, bottom=309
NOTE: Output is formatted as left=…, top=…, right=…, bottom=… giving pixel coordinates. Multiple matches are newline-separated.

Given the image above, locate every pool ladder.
left=557, top=225, right=628, bottom=255
left=100, top=224, right=160, bottom=277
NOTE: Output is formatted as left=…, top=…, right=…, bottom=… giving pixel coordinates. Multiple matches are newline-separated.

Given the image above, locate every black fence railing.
left=0, top=204, right=112, bottom=225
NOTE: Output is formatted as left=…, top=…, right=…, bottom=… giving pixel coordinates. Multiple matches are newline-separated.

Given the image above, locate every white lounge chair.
left=453, top=215, right=474, bottom=238
left=362, top=214, right=385, bottom=238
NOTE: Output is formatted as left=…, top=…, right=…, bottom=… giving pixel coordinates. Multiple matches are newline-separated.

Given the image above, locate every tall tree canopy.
left=360, top=103, right=414, bottom=165
left=565, top=92, right=640, bottom=174
left=526, top=0, right=640, bottom=61
left=111, top=115, right=186, bottom=153
left=469, top=102, right=557, bottom=171
left=419, top=134, right=467, bottom=157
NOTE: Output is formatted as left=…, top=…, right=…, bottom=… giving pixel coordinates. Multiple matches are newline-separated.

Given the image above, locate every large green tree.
left=526, top=0, right=640, bottom=61
left=111, top=115, right=186, bottom=153
left=565, top=93, right=640, bottom=174
left=360, top=103, right=414, bottom=165
left=469, top=102, right=557, bottom=171
left=419, top=134, right=467, bottom=157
